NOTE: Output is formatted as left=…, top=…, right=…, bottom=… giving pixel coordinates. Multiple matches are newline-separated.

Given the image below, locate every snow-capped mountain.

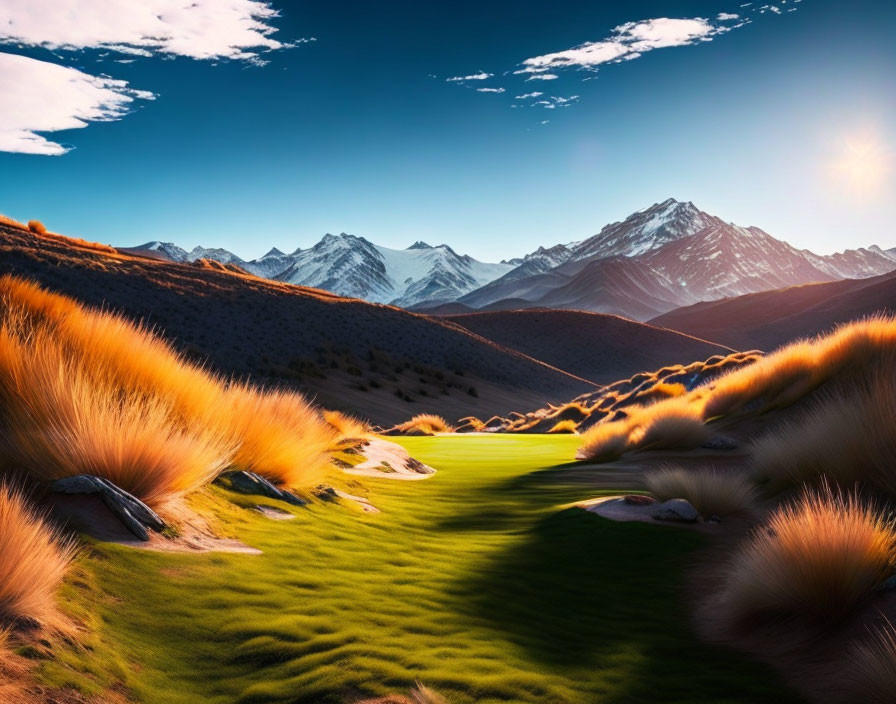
left=119, top=199, right=896, bottom=319
left=570, top=198, right=718, bottom=260
left=457, top=199, right=896, bottom=319
left=127, top=233, right=513, bottom=307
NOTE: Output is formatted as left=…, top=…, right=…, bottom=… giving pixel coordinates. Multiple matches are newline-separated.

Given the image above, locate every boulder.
left=702, top=435, right=739, bottom=450
left=215, top=471, right=309, bottom=506
left=51, top=475, right=166, bottom=541
left=651, top=498, right=699, bottom=523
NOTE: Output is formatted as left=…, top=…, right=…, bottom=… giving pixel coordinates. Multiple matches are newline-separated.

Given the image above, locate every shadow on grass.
left=451, top=507, right=803, bottom=702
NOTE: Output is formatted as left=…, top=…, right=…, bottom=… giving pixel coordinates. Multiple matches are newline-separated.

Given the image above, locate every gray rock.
left=702, top=435, right=739, bottom=450
left=652, top=498, right=699, bottom=523
left=51, top=475, right=166, bottom=541
left=215, top=471, right=308, bottom=506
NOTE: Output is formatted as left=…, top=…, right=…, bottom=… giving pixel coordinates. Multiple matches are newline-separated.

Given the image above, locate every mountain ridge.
left=119, top=199, right=896, bottom=319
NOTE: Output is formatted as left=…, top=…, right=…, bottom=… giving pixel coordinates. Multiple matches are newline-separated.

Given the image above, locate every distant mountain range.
left=120, top=199, right=896, bottom=319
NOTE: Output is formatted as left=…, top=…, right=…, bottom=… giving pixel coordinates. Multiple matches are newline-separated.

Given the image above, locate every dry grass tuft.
left=323, top=409, right=369, bottom=439
left=547, top=419, right=578, bottom=434
left=0, top=275, right=334, bottom=502
left=225, top=386, right=336, bottom=487
left=751, top=358, right=896, bottom=498
left=576, top=420, right=632, bottom=462
left=0, top=485, right=75, bottom=626
left=26, top=220, right=46, bottom=235
left=846, top=621, right=896, bottom=703
left=393, top=414, right=453, bottom=436
left=716, top=485, right=896, bottom=627
left=633, top=402, right=710, bottom=451
left=645, top=467, right=757, bottom=517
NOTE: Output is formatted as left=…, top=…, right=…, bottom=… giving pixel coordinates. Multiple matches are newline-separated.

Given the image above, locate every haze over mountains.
left=123, top=199, right=896, bottom=320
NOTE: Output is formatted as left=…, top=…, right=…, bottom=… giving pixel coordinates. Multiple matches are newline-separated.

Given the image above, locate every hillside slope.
left=650, top=270, right=896, bottom=350
left=0, top=223, right=594, bottom=424
left=442, top=309, right=733, bottom=384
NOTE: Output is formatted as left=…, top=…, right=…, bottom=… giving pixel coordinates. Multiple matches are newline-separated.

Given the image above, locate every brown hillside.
left=442, top=308, right=733, bottom=384
left=650, top=270, right=896, bottom=350
left=0, top=223, right=594, bottom=425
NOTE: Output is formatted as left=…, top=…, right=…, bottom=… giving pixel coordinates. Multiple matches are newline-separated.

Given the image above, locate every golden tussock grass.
left=845, top=621, right=896, bottom=703
left=632, top=401, right=710, bottom=451
left=394, top=414, right=453, bottom=435
left=576, top=420, right=632, bottom=461
left=751, top=356, right=896, bottom=498
left=716, top=485, right=896, bottom=627
left=26, top=220, right=46, bottom=235
left=0, top=484, right=75, bottom=626
left=0, top=276, right=335, bottom=501
left=0, top=313, right=233, bottom=505
left=547, top=419, right=578, bottom=434
left=644, top=467, right=757, bottom=517
left=577, top=317, right=896, bottom=463
left=323, top=409, right=369, bottom=439
left=225, top=385, right=336, bottom=487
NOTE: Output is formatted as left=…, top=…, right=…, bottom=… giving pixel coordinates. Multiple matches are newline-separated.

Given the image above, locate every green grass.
left=37, top=435, right=800, bottom=703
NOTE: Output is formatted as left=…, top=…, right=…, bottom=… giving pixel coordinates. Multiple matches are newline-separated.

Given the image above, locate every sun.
left=829, top=129, right=893, bottom=200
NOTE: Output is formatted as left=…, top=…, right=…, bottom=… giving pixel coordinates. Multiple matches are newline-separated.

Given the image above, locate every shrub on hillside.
left=392, top=414, right=453, bottom=435
left=0, top=485, right=75, bottom=626
left=751, top=359, right=896, bottom=498
left=0, top=275, right=335, bottom=502
left=645, top=467, right=757, bottom=517
left=634, top=402, right=710, bottom=450
left=715, top=486, right=896, bottom=628
left=26, top=220, right=46, bottom=235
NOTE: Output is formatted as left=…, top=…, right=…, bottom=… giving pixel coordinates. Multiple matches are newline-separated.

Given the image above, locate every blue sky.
left=0, top=0, right=893, bottom=261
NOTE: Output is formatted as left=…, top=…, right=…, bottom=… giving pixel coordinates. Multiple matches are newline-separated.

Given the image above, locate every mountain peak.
left=408, top=241, right=433, bottom=250
left=262, top=247, right=286, bottom=258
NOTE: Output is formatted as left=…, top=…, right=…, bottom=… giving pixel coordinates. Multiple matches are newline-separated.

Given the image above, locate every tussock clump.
left=715, top=486, right=896, bottom=627
left=392, top=414, right=453, bottom=436
left=547, top=419, right=578, bottom=434
left=0, top=276, right=335, bottom=501
left=323, top=409, right=369, bottom=440
left=26, top=220, right=46, bottom=235
left=225, top=386, right=336, bottom=487
left=751, top=358, right=896, bottom=498
left=645, top=467, right=757, bottom=517
left=576, top=420, right=632, bottom=462
left=0, top=315, right=233, bottom=505
left=846, top=621, right=896, bottom=703
left=0, top=485, right=75, bottom=626
left=633, top=402, right=710, bottom=451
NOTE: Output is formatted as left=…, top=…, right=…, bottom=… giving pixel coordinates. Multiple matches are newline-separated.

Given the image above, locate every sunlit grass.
left=38, top=436, right=798, bottom=704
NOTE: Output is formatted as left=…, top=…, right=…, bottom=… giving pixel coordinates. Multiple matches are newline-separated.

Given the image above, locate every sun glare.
left=829, top=129, right=893, bottom=200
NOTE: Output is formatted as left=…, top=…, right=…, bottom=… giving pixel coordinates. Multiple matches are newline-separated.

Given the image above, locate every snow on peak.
left=407, top=241, right=433, bottom=250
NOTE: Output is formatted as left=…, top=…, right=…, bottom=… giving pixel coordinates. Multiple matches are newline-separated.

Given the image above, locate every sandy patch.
left=49, top=493, right=261, bottom=554
left=333, top=489, right=380, bottom=513
left=253, top=505, right=297, bottom=520
left=579, top=496, right=705, bottom=529
left=344, top=438, right=436, bottom=480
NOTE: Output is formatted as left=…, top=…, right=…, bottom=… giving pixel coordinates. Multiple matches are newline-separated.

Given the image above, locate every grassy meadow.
left=32, top=435, right=797, bottom=703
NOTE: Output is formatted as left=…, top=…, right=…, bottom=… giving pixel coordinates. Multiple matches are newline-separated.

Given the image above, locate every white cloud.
left=0, top=52, right=153, bottom=155
left=446, top=71, right=492, bottom=82
left=0, top=0, right=294, bottom=61
left=515, top=91, right=543, bottom=99
left=526, top=73, right=558, bottom=81
left=520, top=17, right=732, bottom=74
left=476, top=87, right=505, bottom=93
left=717, top=12, right=740, bottom=20
left=769, top=5, right=782, bottom=13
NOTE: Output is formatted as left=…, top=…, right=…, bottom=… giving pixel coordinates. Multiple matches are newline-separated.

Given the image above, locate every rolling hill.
left=0, top=222, right=594, bottom=425
left=442, top=309, right=734, bottom=384
left=650, top=269, right=896, bottom=350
